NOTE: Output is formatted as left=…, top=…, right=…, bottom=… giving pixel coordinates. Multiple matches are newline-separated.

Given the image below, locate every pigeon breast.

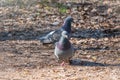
left=56, top=37, right=71, bottom=50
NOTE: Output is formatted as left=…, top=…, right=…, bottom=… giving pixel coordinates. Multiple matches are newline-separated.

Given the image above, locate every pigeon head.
left=64, top=16, right=73, bottom=23
left=61, top=31, right=69, bottom=39
left=57, top=31, right=71, bottom=50
left=62, top=16, right=73, bottom=33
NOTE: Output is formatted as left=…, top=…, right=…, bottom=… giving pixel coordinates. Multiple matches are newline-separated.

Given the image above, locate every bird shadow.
left=70, top=59, right=120, bottom=67
left=0, top=27, right=119, bottom=41
left=0, top=28, right=44, bottom=41
left=71, top=28, right=120, bottom=39
left=75, top=47, right=110, bottom=51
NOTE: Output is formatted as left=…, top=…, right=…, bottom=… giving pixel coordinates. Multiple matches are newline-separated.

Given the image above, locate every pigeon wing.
left=39, top=29, right=63, bottom=44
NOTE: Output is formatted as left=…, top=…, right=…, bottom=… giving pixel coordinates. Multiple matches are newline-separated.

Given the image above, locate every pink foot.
left=60, top=61, right=65, bottom=66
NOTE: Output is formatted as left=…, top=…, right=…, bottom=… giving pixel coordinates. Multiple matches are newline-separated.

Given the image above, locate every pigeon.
left=39, top=16, right=73, bottom=44
left=54, top=31, right=74, bottom=66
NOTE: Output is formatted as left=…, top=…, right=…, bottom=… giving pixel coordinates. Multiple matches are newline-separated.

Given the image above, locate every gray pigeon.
left=39, top=16, right=73, bottom=44
left=54, top=31, right=74, bottom=65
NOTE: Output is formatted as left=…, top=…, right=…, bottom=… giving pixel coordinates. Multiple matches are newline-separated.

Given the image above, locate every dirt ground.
left=0, top=0, right=120, bottom=80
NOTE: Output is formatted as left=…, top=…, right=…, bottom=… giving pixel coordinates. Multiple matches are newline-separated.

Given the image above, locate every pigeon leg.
left=60, top=59, right=70, bottom=66
left=60, top=61, right=65, bottom=66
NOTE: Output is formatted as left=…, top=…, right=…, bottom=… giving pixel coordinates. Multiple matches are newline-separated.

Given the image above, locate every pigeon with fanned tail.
left=39, top=16, right=73, bottom=44
left=54, top=31, right=74, bottom=66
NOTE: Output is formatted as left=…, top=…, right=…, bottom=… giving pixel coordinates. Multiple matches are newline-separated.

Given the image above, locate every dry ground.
left=0, top=0, right=120, bottom=80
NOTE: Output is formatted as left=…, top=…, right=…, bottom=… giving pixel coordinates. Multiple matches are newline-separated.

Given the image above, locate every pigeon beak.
left=64, top=35, right=69, bottom=39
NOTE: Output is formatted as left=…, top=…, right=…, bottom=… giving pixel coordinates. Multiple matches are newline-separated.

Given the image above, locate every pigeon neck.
left=62, top=21, right=71, bottom=33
